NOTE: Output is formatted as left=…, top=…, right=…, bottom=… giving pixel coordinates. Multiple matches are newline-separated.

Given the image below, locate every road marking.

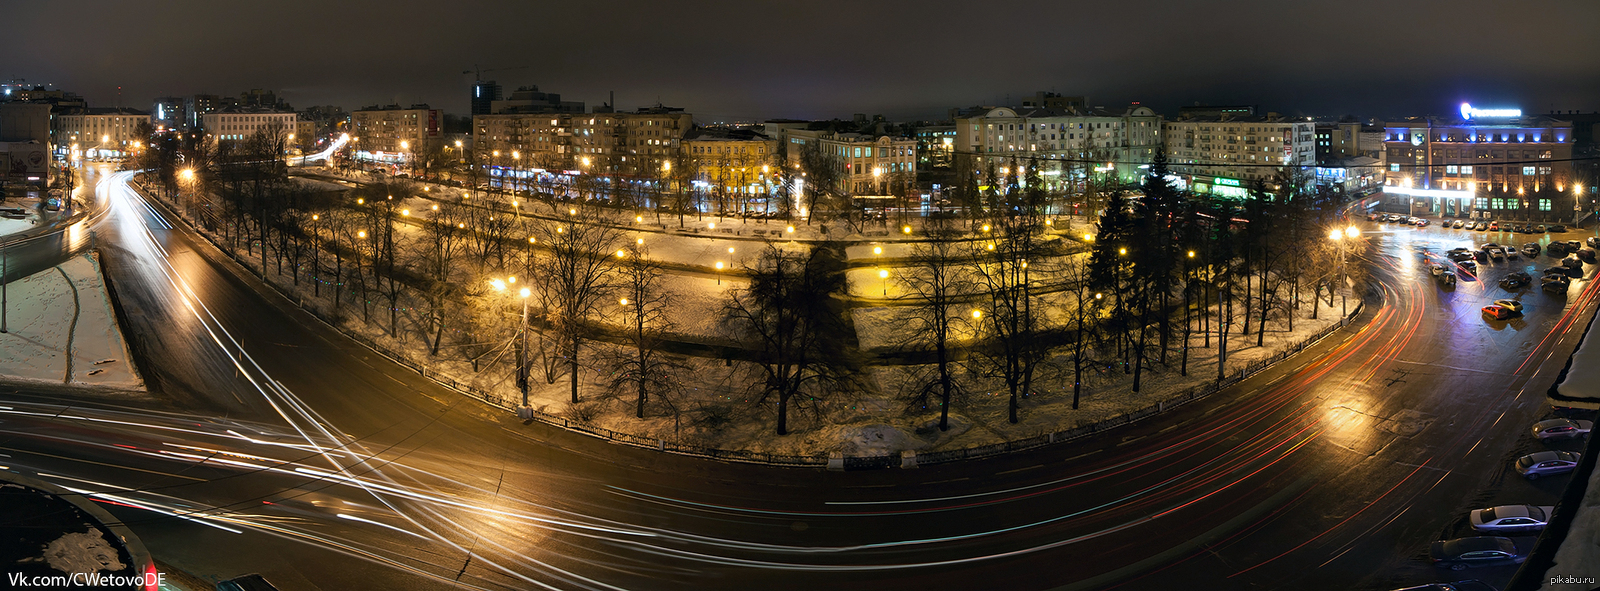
left=996, top=464, right=1044, bottom=475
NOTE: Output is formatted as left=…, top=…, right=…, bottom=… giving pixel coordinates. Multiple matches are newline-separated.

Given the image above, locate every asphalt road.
left=1, top=172, right=1595, bottom=591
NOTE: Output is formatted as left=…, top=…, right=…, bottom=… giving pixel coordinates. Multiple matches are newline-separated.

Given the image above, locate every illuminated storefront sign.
left=1459, top=103, right=1521, bottom=119
left=1214, top=177, right=1241, bottom=187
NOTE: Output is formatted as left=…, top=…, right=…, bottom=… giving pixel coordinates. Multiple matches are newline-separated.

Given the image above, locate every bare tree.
left=531, top=204, right=622, bottom=404
left=606, top=243, right=687, bottom=419
left=724, top=242, right=859, bottom=435
left=895, top=217, right=977, bottom=431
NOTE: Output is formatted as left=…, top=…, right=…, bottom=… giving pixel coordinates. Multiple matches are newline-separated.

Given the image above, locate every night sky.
left=7, top=0, right=1598, bottom=122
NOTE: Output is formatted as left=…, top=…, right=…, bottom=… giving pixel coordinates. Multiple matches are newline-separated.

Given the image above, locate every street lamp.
left=878, top=268, right=889, bottom=296
left=1330, top=226, right=1358, bottom=317
left=714, top=261, right=724, bottom=285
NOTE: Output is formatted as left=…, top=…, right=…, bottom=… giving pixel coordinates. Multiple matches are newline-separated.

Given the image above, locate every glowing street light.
left=878, top=268, right=889, bottom=296
left=971, top=310, right=982, bottom=319
left=714, top=261, right=725, bottom=285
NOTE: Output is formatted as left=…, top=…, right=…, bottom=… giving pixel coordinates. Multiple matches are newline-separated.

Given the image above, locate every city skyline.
left=4, top=0, right=1598, bottom=121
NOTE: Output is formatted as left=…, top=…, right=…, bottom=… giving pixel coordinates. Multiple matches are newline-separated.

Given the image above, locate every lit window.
left=1523, top=166, right=1537, bottom=176
left=1539, top=199, right=1552, bottom=211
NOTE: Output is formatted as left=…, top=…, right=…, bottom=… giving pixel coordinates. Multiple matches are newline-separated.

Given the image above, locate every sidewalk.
left=0, top=252, right=143, bottom=389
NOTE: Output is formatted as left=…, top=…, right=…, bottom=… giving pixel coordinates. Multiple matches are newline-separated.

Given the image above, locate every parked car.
left=1472, top=250, right=1488, bottom=262
left=1499, top=273, right=1531, bottom=289
left=1416, top=218, right=1430, bottom=227
left=1537, top=224, right=1548, bottom=233
left=1549, top=224, right=1567, bottom=232
left=1459, top=260, right=1478, bottom=273
left=1488, top=221, right=1501, bottom=231
left=1589, top=237, right=1600, bottom=249
left=1532, top=418, right=1592, bottom=441
left=1482, top=305, right=1518, bottom=320
left=1430, top=263, right=1448, bottom=277
left=1580, top=247, right=1597, bottom=264
left=1493, top=299, right=1524, bottom=312
left=1439, top=272, right=1457, bottom=286
left=1522, top=243, right=1542, bottom=257
left=1562, top=256, right=1583, bottom=269
left=1453, top=220, right=1465, bottom=229
left=1489, top=247, right=1505, bottom=260
left=216, top=574, right=281, bottom=591
left=1515, top=450, right=1581, bottom=479
left=1475, top=222, right=1489, bottom=231
left=1566, top=240, right=1583, bottom=251
left=1542, top=276, right=1571, bottom=293
left=1449, top=251, right=1474, bottom=262
left=1469, top=505, right=1554, bottom=534
left=1429, top=536, right=1523, bottom=571
left=1548, top=242, right=1567, bottom=257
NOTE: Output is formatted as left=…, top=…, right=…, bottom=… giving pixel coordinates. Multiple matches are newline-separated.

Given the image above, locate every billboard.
left=1, top=141, right=48, bottom=181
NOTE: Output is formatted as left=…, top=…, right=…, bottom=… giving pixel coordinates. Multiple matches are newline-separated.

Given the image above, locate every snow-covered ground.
left=0, top=253, right=143, bottom=389
left=159, top=175, right=1360, bottom=458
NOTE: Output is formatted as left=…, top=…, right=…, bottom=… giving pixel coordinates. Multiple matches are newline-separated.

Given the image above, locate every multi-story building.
left=777, top=126, right=918, bottom=195
left=491, top=85, right=584, bottom=115
left=954, top=104, right=1163, bottom=186
left=152, top=97, right=186, bottom=131
left=1314, top=121, right=1364, bottom=162
left=1162, top=114, right=1316, bottom=197
left=201, top=107, right=296, bottom=144
left=914, top=124, right=956, bottom=169
left=1, top=83, right=86, bottom=113
left=54, top=107, right=151, bottom=160
left=470, top=81, right=502, bottom=116
left=683, top=128, right=777, bottom=203
left=351, top=104, right=442, bottom=165
left=0, top=101, right=52, bottom=186
left=615, top=105, right=691, bottom=176
left=1382, top=109, right=1576, bottom=219
left=189, top=94, right=236, bottom=129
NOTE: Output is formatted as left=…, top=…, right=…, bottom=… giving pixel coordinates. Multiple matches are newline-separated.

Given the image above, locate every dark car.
left=217, top=574, right=280, bottom=591
left=1459, top=260, right=1478, bottom=273
left=1429, top=536, right=1523, bottom=571
left=1550, top=224, right=1567, bottom=232
left=1562, top=256, right=1583, bottom=270
left=1515, top=450, right=1581, bottom=479
left=1387, top=582, right=1498, bottom=591
left=1522, top=243, right=1541, bottom=257
left=1589, top=236, right=1600, bottom=249
left=1543, top=276, right=1571, bottom=293
left=1548, top=242, right=1567, bottom=257
left=1500, top=272, right=1531, bottom=289
left=1567, top=240, right=1583, bottom=251
left=1580, top=247, right=1597, bottom=264
left=1472, top=250, right=1488, bottom=262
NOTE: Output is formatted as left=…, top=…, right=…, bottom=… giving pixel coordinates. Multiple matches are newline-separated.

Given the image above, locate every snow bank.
left=0, top=253, right=143, bottom=389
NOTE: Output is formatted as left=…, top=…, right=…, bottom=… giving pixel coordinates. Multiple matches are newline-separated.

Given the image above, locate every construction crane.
left=464, top=65, right=530, bottom=81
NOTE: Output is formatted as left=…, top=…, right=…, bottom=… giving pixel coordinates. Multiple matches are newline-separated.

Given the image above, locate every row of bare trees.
left=143, top=124, right=1363, bottom=438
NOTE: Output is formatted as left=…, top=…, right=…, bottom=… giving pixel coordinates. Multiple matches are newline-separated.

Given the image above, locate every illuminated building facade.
left=351, top=104, right=442, bottom=164
left=201, top=107, right=296, bottom=144
left=954, top=105, right=1162, bottom=186
left=1382, top=107, right=1575, bottom=218
left=54, top=107, right=151, bottom=159
left=1162, top=115, right=1316, bottom=197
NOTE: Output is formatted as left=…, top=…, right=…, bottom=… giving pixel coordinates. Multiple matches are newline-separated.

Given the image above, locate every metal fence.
left=133, top=176, right=1368, bottom=470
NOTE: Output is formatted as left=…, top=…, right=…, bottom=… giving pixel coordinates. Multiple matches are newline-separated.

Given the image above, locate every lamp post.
left=1330, top=225, right=1359, bottom=318
left=715, top=261, right=724, bottom=285
left=879, top=268, right=889, bottom=296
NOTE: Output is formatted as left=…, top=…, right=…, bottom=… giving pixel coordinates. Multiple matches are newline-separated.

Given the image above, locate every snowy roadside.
left=0, top=253, right=143, bottom=389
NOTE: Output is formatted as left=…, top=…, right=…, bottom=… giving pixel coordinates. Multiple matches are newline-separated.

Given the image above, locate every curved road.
left=0, top=169, right=1594, bottom=590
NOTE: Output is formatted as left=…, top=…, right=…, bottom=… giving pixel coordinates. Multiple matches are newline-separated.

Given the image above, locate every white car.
left=1532, top=418, right=1592, bottom=441
left=1469, top=505, right=1554, bottom=533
